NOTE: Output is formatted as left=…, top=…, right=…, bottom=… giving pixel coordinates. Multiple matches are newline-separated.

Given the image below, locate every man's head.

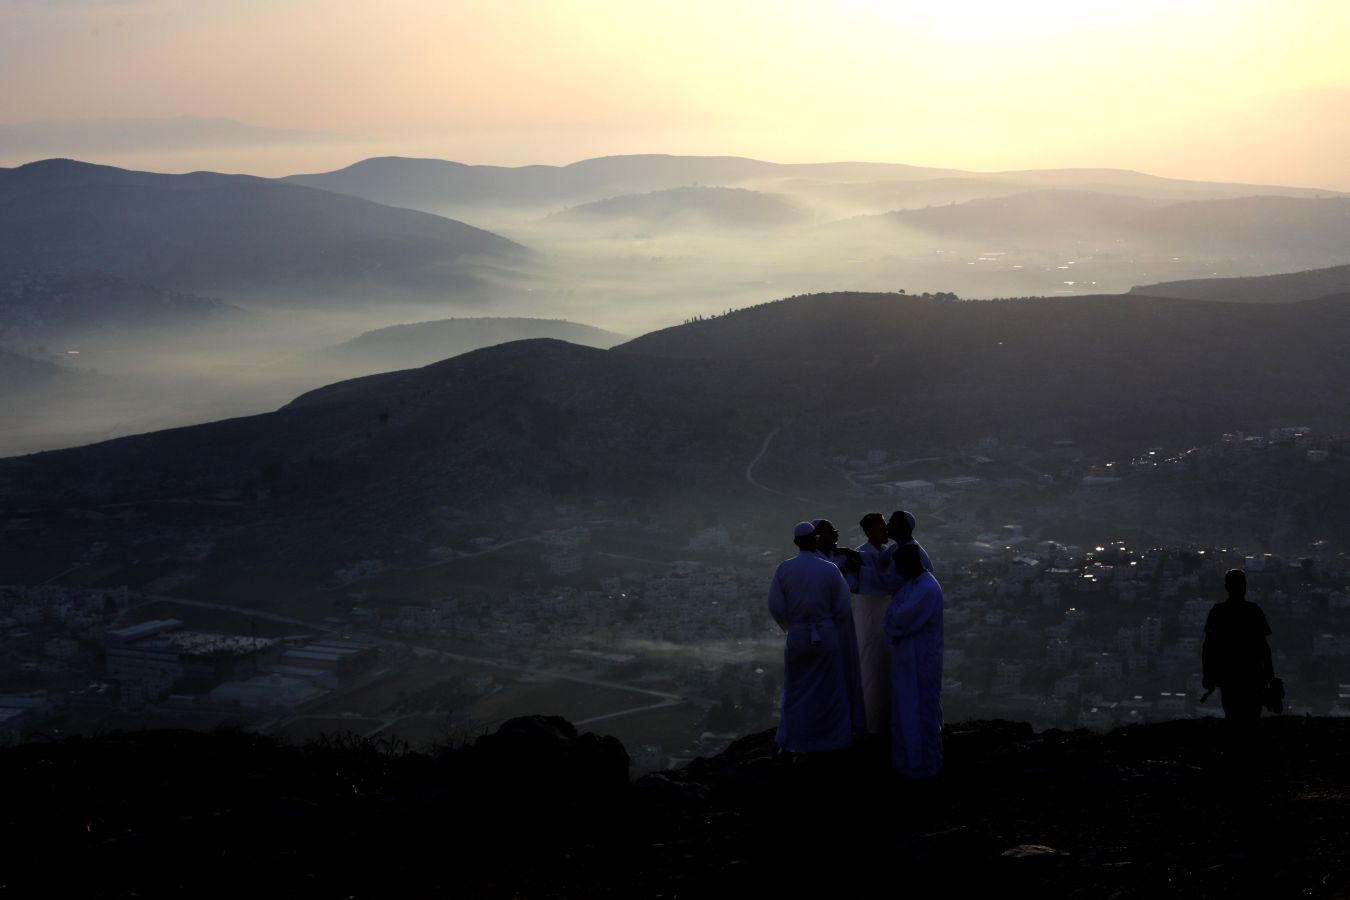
left=859, top=512, right=887, bottom=546
left=887, top=510, right=917, bottom=542
left=1224, top=568, right=1247, bottom=600
left=895, top=542, right=925, bottom=580
left=792, top=520, right=817, bottom=552
left=812, top=518, right=839, bottom=551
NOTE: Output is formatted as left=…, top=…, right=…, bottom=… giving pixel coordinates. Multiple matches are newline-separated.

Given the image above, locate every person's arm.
left=768, top=572, right=789, bottom=630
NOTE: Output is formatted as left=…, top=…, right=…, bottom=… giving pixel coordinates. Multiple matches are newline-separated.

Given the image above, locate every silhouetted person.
left=884, top=543, right=944, bottom=779
left=768, top=521, right=863, bottom=752
left=812, top=518, right=863, bottom=591
left=853, top=512, right=895, bottom=736
left=884, top=509, right=933, bottom=575
left=1202, top=569, right=1276, bottom=755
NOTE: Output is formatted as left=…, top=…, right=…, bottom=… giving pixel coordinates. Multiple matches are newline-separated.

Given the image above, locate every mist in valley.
left=6, top=157, right=1347, bottom=458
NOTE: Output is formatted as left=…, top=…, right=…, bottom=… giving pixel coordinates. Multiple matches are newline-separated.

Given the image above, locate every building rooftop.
left=140, top=632, right=276, bottom=658
left=104, top=619, right=182, bottom=644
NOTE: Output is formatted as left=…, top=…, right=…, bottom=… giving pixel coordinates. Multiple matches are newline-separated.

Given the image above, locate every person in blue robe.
left=884, top=543, right=944, bottom=779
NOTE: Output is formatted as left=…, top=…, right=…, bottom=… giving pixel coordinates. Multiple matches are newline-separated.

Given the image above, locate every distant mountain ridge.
left=878, top=189, right=1350, bottom=270
left=11, top=289, right=1350, bottom=498
left=889, top=189, right=1159, bottom=237
left=1131, top=264, right=1350, bottom=304
left=282, top=154, right=967, bottom=211
left=318, top=317, right=627, bottom=375
left=7, top=290, right=1350, bottom=532
left=0, top=158, right=250, bottom=203
left=0, top=159, right=527, bottom=303
left=282, top=154, right=1345, bottom=216
left=9, top=288, right=1350, bottom=607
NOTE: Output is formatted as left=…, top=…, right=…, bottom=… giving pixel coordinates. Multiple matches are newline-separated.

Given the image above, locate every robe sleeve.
left=768, top=570, right=789, bottom=630
left=885, top=579, right=941, bottom=639
left=837, top=553, right=861, bottom=594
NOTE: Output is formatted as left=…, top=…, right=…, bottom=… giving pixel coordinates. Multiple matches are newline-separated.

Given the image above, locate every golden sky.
left=2, top=0, right=1348, bottom=187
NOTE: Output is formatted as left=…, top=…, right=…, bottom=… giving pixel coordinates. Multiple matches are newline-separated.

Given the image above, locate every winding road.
left=745, top=426, right=786, bottom=496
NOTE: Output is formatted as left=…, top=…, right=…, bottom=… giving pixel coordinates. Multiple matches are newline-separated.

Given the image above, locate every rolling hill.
left=282, top=155, right=965, bottom=213
left=549, top=186, right=808, bottom=229
left=7, top=290, right=1350, bottom=605
left=1132, top=195, right=1350, bottom=260
left=890, top=190, right=1159, bottom=238
left=0, top=159, right=527, bottom=303
left=283, top=154, right=1343, bottom=218
left=9, top=290, right=1350, bottom=504
left=1131, top=264, right=1350, bottom=304
left=317, top=317, right=627, bottom=374
left=616, top=290, right=1350, bottom=448
left=883, top=190, right=1350, bottom=268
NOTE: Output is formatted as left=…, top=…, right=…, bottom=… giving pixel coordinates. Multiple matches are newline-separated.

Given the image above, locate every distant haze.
left=1, top=1, right=1348, bottom=189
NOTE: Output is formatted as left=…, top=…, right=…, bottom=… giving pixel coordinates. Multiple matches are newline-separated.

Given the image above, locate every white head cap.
left=793, top=521, right=815, bottom=538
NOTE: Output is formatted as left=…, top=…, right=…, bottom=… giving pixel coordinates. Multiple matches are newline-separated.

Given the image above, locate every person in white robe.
left=884, top=543, right=944, bottom=779
left=811, top=519, right=866, bottom=732
left=769, top=521, right=862, bottom=752
left=853, top=512, right=895, bottom=735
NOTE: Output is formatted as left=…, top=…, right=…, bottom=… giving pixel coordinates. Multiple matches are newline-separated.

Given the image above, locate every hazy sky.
left=2, top=0, right=1348, bottom=187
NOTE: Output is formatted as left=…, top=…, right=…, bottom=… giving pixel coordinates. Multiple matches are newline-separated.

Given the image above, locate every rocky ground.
left=2, top=715, right=1347, bottom=898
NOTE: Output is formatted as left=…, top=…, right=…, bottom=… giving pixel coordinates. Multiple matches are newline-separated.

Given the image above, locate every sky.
left=2, top=0, right=1348, bottom=188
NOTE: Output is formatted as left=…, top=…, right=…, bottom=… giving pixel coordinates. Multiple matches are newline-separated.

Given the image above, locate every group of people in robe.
left=768, top=507, right=1282, bottom=779
left=768, top=509, right=944, bottom=779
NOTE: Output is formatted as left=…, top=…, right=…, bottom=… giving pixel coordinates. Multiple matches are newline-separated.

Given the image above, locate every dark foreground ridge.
left=4, top=716, right=1348, bottom=898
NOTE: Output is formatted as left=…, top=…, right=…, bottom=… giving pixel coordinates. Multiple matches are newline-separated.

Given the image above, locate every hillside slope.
left=318, top=317, right=626, bottom=374
left=1131, top=264, right=1350, bottom=304
left=0, top=268, right=240, bottom=344
left=7, top=291, right=1350, bottom=598
left=0, top=159, right=526, bottom=302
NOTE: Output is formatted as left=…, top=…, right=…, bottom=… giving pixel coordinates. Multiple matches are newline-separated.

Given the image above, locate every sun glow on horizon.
left=0, top=0, right=1347, bottom=188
